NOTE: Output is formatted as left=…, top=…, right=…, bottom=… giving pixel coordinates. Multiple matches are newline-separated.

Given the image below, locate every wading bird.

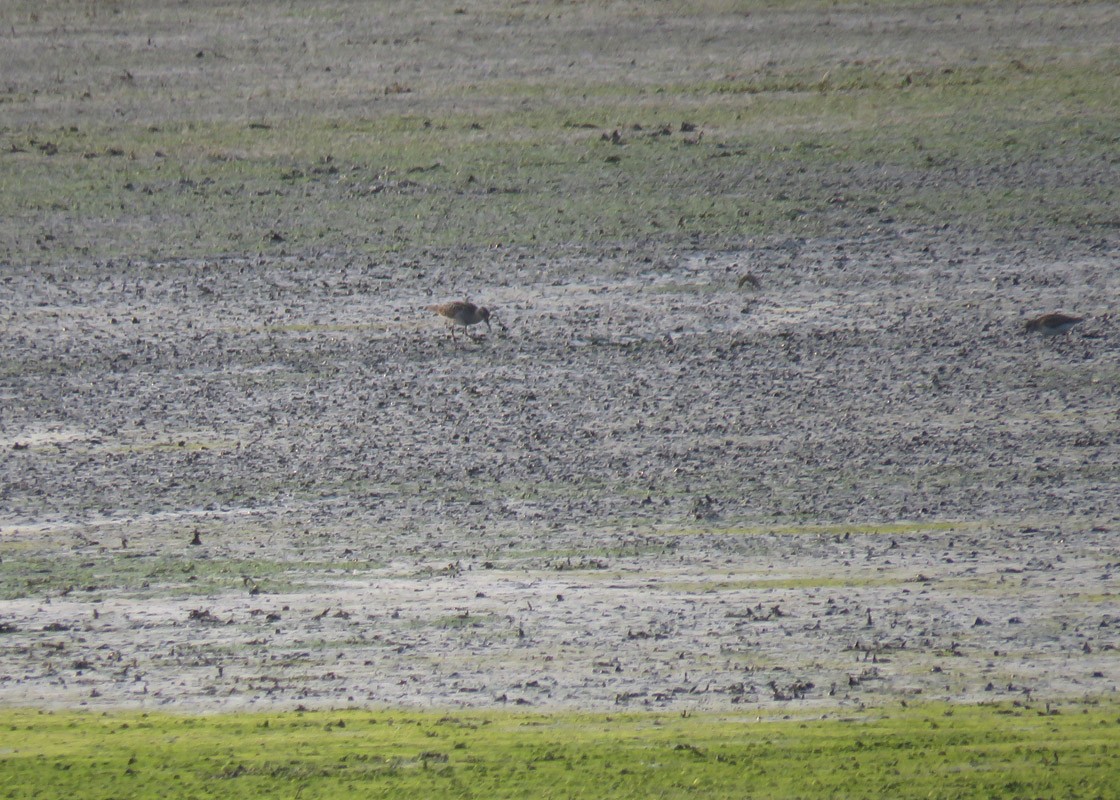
left=427, top=300, right=492, bottom=342
left=1025, top=312, right=1084, bottom=336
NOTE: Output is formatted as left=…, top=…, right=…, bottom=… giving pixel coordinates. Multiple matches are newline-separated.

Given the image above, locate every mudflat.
left=1, top=1, right=1117, bottom=712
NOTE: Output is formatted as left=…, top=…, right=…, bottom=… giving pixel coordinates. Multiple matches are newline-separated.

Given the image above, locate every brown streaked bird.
left=427, top=300, right=491, bottom=341
left=1025, top=312, right=1084, bottom=336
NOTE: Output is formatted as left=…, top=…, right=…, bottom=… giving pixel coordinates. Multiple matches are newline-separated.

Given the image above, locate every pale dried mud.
left=2, top=231, right=1118, bottom=712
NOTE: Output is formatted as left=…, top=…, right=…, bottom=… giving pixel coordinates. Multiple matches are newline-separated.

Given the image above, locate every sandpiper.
left=427, top=300, right=492, bottom=341
left=1025, top=312, right=1084, bottom=336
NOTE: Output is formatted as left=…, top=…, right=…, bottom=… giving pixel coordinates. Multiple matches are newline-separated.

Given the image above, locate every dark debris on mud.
left=1, top=228, right=1118, bottom=711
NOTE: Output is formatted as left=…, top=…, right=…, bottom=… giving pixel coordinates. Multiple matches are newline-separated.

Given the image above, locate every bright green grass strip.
left=0, top=701, right=1116, bottom=799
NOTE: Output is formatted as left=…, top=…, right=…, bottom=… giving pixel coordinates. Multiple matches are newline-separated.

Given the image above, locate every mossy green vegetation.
left=0, top=549, right=332, bottom=601
left=643, top=519, right=976, bottom=545
left=0, top=701, right=1116, bottom=799
left=2, top=2, right=1118, bottom=263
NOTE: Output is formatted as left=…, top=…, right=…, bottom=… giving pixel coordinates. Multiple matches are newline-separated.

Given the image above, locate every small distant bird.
left=737, top=272, right=761, bottom=290
left=1025, top=312, right=1084, bottom=336
left=427, top=301, right=492, bottom=341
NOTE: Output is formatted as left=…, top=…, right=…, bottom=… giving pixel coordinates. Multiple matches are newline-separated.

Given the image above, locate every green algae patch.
left=1, top=701, right=1116, bottom=799
left=662, top=520, right=972, bottom=538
